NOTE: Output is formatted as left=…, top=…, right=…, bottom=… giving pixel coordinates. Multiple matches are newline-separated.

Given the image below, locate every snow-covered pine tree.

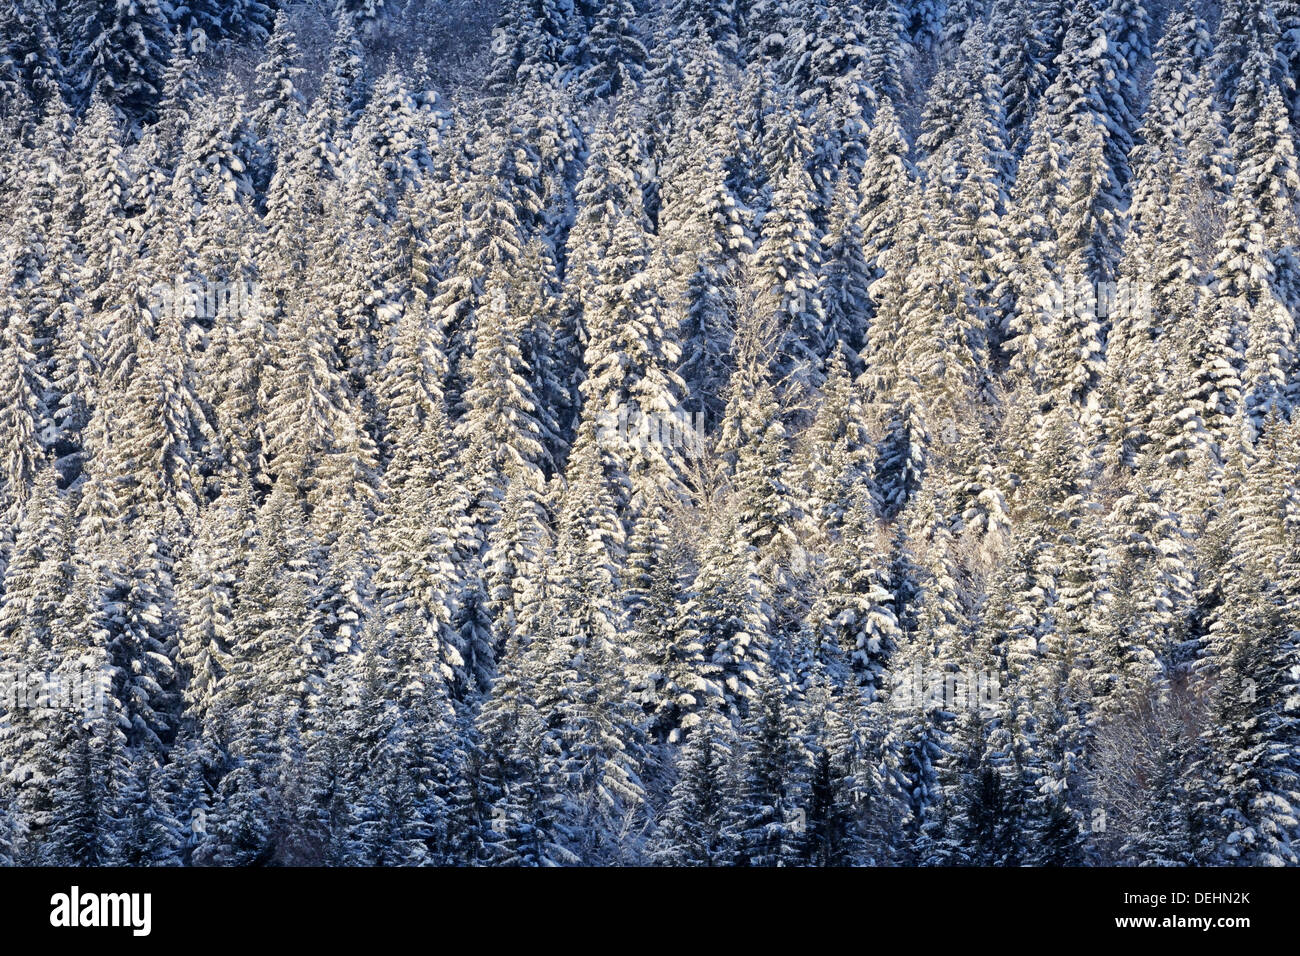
left=67, top=0, right=169, bottom=119
left=573, top=0, right=648, bottom=101
left=650, top=709, right=737, bottom=864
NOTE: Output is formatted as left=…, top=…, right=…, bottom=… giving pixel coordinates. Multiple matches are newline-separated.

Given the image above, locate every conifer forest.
left=0, top=0, right=1298, bottom=869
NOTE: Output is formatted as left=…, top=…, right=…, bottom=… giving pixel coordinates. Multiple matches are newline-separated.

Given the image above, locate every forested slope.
left=0, top=0, right=1297, bottom=867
